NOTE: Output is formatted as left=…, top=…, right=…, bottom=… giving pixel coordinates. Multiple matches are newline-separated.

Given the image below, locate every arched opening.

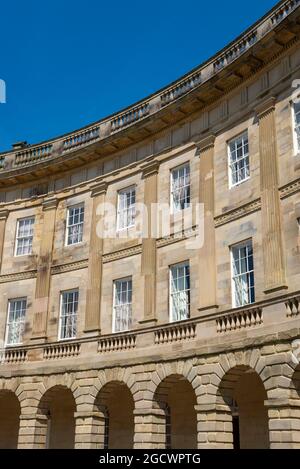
left=38, top=385, right=76, bottom=449
left=291, top=364, right=300, bottom=399
left=154, top=374, right=197, bottom=449
left=95, top=381, right=134, bottom=449
left=0, top=390, right=20, bottom=448
left=218, top=366, right=269, bottom=449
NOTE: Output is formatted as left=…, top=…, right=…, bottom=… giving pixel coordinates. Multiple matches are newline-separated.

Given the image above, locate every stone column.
left=196, top=135, right=218, bottom=313
left=18, top=413, right=48, bottom=449
left=139, top=160, right=160, bottom=327
left=84, top=181, right=107, bottom=334
left=31, top=198, right=57, bottom=341
left=196, top=404, right=233, bottom=449
left=134, top=408, right=166, bottom=449
left=266, top=399, right=300, bottom=449
left=0, top=209, right=8, bottom=272
left=74, top=411, right=106, bottom=449
left=256, top=97, right=287, bottom=293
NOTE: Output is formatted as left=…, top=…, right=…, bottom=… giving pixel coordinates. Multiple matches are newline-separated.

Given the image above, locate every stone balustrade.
left=43, top=342, right=81, bottom=360
left=154, top=322, right=196, bottom=344
left=160, top=72, right=202, bottom=106
left=0, top=0, right=296, bottom=172
left=1, top=348, right=28, bottom=363
left=271, top=0, right=300, bottom=24
left=216, top=307, right=263, bottom=333
left=98, top=333, right=136, bottom=352
left=285, top=295, right=300, bottom=317
left=63, top=126, right=100, bottom=152
left=14, top=143, right=53, bottom=166
left=111, top=102, right=150, bottom=132
left=0, top=292, right=298, bottom=365
left=213, top=31, right=257, bottom=72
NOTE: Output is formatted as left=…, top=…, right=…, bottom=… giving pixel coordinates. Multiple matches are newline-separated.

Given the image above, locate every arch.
left=0, top=390, right=21, bottom=448
left=153, top=373, right=197, bottom=449
left=94, top=380, right=134, bottom=449
left=217, top=365, right=269, bottom=449
left=148, top=360, right=201, bottom=404
left=291, top=363, right=300, bottom=400
left=38, top=385, right=76, bottom=449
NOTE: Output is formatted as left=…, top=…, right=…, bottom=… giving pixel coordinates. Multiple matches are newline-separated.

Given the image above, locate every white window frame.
left=230, top=240, right=255, bottom=308
left=112, top=277, right=132, bottom=333
left=116, top=186, right=136, bottom=231
left=5, top=298, right=27, bottom=346
left=14, top=216, right=35, bottom=257
left=292, top=100, right=300, bottom=155
left=170, top=163, right=190, bottom=214
left=228, top=131, right=250, bottom=188
left=65, top=204, right=85, bottom=246
left=169, top=261, right=190, bottom=322
left=58, top=289, right=79, bottom=340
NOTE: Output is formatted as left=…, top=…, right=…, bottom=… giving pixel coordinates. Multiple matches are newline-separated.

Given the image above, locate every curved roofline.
left=0, top=0, right=292, bottom=156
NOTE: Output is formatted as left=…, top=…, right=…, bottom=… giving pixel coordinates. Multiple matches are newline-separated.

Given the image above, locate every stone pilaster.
left=0, top=209, right=8, bottom=272
left=84, top=181, right=107, bottom=334
left=18, top=413, right=48, bottom=449
left=139, top=160, right=160, bottom=326
left=196, top=135, right=218, bottom=313
left=74, top=411, right=106, bottom=449
left=196, top=404, right=233, bottom=449
left=266, top=399, right=300, bottom=449
left=256, top=97, right=287, bottom=293
left=31, top=198, right=57, bottom=341
left=134, top=408, right=166, bottom=449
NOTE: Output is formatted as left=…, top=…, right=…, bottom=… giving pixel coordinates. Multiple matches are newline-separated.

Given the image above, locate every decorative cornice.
left=141, top=159, right=160, bottom=178
left=215, top=198, right=261, bottom=227
left=0, top=210, right=9, bottom=221
left=102, top=245, right=143, bottom=263
left=0, top=260, right=89, bottom=283
left=51, top=259, right=88, bottom=275
left=280, top=178, right=300, bottom=199
left=42, top=197, right=58, bottom=211
left=196, top=134, right=216, bottom=153
left=90, top=181, right=108, bottom=198
left=255, top=96, right=277, bottom=119
left=156, top=227, right=197, bottom=248
left=0, top=1, right=298, bottom=186
left=51, top=259, right=88, bottom=274
left=0, top=270, right=37, bottom=283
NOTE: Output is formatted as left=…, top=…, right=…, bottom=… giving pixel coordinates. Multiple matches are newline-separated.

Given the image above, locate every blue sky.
left=0, top=0, right=277, bottom=152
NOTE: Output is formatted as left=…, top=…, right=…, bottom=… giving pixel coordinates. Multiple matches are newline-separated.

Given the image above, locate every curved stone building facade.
left=0, top=0, right=300, bottom=449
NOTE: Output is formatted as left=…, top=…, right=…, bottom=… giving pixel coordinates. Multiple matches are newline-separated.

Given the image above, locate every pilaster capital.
left=195, top=134, right=216, bottom=154
left=42, top=197, right=58, bottom=211
left=90, top=181, right=108, bottom=198
left=255, top=96, right=277, bottom=119
left=141, top=159, right=160, bottom=179
left=0, top=209, right=9, bottom=221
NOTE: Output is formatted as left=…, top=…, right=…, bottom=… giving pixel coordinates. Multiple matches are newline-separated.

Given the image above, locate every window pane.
left=294, top=103, right=300, bottom=152
left=171, top=164, right=190, bottom=212
left=67, top=205, right=84, bottom=245
left=170, top=262, right=190, bottom=322
left=231, top=241, right=255, bottom=307
left=6, top=299, right=27, bottom=345
left=59, top=290, right=78, bottom=339
left=117, top=187, right=136, bottom=230
left=15, top=217, right=34, bottom=256
left=229, top=133, right=249, bottom=186
left=113, top=278, right=132, bottom=332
